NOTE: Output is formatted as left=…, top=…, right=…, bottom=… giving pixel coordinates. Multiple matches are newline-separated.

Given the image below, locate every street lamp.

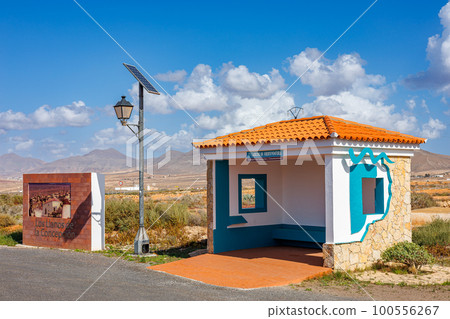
left=114, top=96, right=134, bottom=126
left=113, top=94, right=149, bottom=255
left=113, top=63, right=160, bottom=255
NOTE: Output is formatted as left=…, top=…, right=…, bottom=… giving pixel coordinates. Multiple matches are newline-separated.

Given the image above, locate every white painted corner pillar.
left=325, top=154, right=350, bottom=244
left=324, top=155, right=334, bottom=244
left=91, top=173, right=105, bottom=251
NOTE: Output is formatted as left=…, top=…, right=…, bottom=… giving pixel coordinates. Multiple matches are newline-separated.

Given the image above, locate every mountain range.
left=0, top=148, right=449, bottom=178
left=0, top=148, right=206, bottom=178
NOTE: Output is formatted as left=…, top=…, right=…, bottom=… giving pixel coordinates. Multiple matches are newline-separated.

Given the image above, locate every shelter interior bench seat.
left=272, top=224, right=325, bottom=248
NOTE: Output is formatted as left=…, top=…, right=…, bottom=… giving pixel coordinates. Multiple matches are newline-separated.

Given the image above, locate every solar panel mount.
left=123, top=63, right=160, bottom=95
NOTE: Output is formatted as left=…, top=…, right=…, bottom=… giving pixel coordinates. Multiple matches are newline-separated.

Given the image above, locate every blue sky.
left=1, top=0, right=449, bottom=161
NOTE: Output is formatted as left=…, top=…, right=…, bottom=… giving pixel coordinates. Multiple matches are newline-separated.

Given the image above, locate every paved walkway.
left=149, top=246, right=332, bottom=289
left=0, top=246, right=351, bottom=300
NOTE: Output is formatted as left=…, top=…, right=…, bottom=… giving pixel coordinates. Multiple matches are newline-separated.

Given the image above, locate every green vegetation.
left=0, top=229, right=22, bottom=246
left=307, top=271, right=357, bottom=287
left=382, top=241, right=435, bottom=271
left=433, top=192, right=450, bottom=196
left=411, top=192, right=436, bottom=210
left=412, top=218, right=450, bottom=247
left=105, top=197, right=202, bottom=233
left=0, top=194, right=23, bottom=206
left=97, top=240, right=206, bottom=265
left=104, top=195, right=206, bottom=251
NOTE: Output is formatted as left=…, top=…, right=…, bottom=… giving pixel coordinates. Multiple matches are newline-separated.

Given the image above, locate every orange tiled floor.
left=148, top=246, right=332, bottom=289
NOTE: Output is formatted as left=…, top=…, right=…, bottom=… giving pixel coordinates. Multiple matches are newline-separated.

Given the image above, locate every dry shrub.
left=425, top=244, right=450, bottom=258
left=411, top=192, right=437, bottom=210
left=105, top=197, right=194, bottom=248
left=0, top=213, right=17, bottom=228
left=188, top=209, right=207, bottom=226
left=412, top=218, right=450, bottom=246
left=0, top=194, right=23, bottom=206
left=180, top=194, right=205, bottom=209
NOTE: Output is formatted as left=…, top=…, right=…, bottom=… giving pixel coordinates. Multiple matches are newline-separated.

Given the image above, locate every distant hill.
left=0, top=148, right=206, bottom=177
left=412, top=149, right=450, bottom=174
left=151, top=149, right=206, bottom=175
left=1, top=147, right=447, bottom=178
left=0, top=153, right=45, bottom=177
left=28, top=148, right=131, bottom=174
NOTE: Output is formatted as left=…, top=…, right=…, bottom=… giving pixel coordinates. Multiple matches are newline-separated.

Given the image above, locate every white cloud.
left=288, top=48, right=387, bottom=100
left=15, top=139, right=34, bottom=151
left=195, top=90, right=294, bottom=136
left=406, top=98, right=416, bottom=110
left=405, top=1, right=450, bottom=95
left=222, top=63, right=286, bottom=99
left=171, top=64, right=229, bottom=112
left=91, top=116, right=136, bottom=148
left=155, top=69, right=187, bottom=83
left=39, top=137, right=69, bottom=157
left=301, top=92, right=418, bottom=133
left=86, top=114, right=196, bottom=155
left=129, top=82, right=173, bottom=114
left=421, top=118, right=446, bottom=138
left=167, top=128, right=196, bottom=151
left=287, top=48, right=418, bottom=133
left=9, top=136, right=34, bottom=151
left=128, top=63, right=293, bottom=136
left=100, top=104, right=116, bottom=117
left=0, top=101, right=91, bottom=131
left=421, top=99, right=430, bottom=113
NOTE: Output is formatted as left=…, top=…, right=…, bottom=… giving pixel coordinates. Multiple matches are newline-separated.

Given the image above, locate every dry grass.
left=104, top=192, right=207, bottom=250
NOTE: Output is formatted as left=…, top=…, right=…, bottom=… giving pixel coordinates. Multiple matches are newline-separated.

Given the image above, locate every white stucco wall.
left=281, top=160, right=326, bottom=227
left=228, top=161, right=283, bottom=228
left=326, top=156, right=390, bottom=244
left=91, top=173, right=105, bottom=251
left=227, top=158, right=326, bottom=228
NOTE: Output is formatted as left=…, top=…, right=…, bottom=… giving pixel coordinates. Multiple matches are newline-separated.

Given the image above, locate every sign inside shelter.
left=247, top=150, right=283, bottom=161
left=28, top=183, right=71, bottom=219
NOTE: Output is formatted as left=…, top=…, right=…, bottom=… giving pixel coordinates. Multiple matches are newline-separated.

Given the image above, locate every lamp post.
left=114, top=63, right=159, bottom=255
left=114, top=89, right=149, bottom=255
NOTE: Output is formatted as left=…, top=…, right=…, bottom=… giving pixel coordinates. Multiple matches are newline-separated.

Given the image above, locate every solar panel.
left=123, top=63, right=160, bottom=95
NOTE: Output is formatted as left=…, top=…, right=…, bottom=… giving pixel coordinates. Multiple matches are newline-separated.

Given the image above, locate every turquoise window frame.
left=350, top=164, right=386, bottom=234
left=238, top=174, right=267, bottom=213
left=362, top=177, right=384, bottom=215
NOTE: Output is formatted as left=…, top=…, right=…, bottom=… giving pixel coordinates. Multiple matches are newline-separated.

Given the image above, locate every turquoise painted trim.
left=214, top=224, right=279, bottom=253
left=214, top=160, right=230, bottom=245
left=350, top=164, right=378, bottom=234
left=349, top=147, right=394, bottom=165
left=238, top=174, right=267, bottom=213
left=214, top=161, right=276, bottom=253
left=273, top=225, right=325, bottom=243
left=375, top=178, right=384, bottom=214
left=228, top=215, right=248, bottom=226
left=277, top=224, right=325, bottom=231
left=346, top=148, right=394, bottom=243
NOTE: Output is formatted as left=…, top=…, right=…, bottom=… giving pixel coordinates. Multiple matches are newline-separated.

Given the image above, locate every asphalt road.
left=0, top=246, right=357, bottom=301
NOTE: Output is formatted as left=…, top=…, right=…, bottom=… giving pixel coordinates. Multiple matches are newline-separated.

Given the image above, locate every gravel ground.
left=0, top=246, right=357, bottom=301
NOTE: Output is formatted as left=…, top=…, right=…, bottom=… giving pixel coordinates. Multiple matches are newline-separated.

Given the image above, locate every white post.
left=324, top=155, right=335, bottom=244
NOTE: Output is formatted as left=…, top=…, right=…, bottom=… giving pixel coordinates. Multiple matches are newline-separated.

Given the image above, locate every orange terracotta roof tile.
left=193, top=115, right=426, bottom=148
